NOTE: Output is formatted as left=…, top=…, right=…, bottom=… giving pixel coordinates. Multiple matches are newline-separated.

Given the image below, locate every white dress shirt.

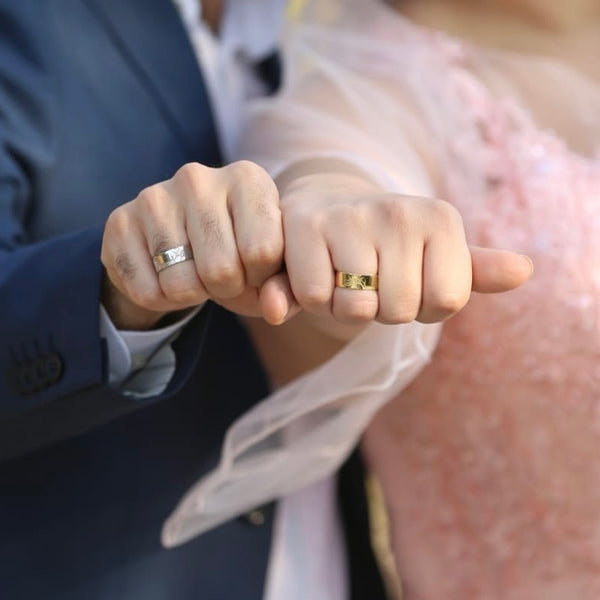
left=99, top=1, right=348, bottom=598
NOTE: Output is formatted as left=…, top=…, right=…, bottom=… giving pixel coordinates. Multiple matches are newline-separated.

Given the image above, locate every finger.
left=376, top=235, right=423, bottom=325
left=104, top=223, right=175, bottom=313
left=470, top=246, right=534, bottom=293
left=330, top=233, right=379, bottom=324
left=285, top=218, right=334, bottom=317
left=226, top=162, right=284, bottom=288
left=185, top=190, right=246, bottom=300
left=138, top=184, right=208, bottom=307
left=417, top=229, right=472, bottom=323
left=259, top=271, right=302, bottom=325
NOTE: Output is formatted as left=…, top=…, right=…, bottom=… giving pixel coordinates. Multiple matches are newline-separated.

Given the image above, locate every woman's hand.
left=101, top=161, right=297, bottom=330
left=244, top=170, right=533, bottom=387
left=260, top=172, right=533, bottom=332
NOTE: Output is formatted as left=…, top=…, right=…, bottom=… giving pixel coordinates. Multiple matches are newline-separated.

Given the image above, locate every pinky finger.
left=107, top=230, right=172, bottom=313
left=259, top=272, right=302, bottom=325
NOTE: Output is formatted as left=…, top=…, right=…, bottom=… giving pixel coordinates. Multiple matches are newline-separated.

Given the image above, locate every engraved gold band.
left=335, top=271, right=379, bottom=291
left=152, top=244, right=194, bottom=273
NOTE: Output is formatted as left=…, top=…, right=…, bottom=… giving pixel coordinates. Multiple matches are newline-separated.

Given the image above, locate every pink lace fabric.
left=243, top=1, right=600, bottom=594
left=357, top=7, right=600, bottom=599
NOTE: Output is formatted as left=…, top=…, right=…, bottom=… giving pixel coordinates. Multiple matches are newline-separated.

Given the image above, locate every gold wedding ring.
left=152, top=244, right=194, bottom=273
left=335, top=271, right=379, bottom=291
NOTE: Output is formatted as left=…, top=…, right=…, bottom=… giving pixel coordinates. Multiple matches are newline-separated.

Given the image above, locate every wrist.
left=277, top=160, right=379, bottom=197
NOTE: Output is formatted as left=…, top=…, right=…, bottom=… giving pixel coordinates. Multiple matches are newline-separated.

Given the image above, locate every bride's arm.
left=239, top=73, right=530, bottom=386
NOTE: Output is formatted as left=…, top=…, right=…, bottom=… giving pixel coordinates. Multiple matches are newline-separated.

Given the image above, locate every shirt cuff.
left=99, top=304, right=203, bottom=387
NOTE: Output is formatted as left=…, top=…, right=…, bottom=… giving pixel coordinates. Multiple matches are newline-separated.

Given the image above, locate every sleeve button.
left=241, top=507, right=270, bottom=527
left=44, top=352, right=64, bottom=384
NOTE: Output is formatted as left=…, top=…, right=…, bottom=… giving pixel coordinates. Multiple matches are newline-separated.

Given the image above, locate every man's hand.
left=101, top=161, right=297, bottom=330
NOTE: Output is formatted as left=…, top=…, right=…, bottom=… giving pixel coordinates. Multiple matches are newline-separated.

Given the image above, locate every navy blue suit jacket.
left=0, top=1, right=386, bottom=598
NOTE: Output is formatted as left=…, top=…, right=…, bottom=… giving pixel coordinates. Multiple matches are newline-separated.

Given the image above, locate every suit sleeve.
left=0, top=1, right=211, bottom=461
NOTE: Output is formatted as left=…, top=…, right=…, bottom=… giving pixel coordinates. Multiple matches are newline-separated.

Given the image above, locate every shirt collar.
left=172, top=0, right=287, bottom=61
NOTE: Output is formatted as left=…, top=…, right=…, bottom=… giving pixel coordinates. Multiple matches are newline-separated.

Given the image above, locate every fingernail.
left=521, top=255, right=534, bottom=276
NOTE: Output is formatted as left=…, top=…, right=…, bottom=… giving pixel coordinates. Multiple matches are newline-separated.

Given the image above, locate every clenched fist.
left=101, top=161, right=297, bottom=330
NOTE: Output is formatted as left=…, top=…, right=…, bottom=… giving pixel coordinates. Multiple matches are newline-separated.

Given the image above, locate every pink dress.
left=373, top=35, right=600, bottom=600
left=188, top=0, right=600, bottom=595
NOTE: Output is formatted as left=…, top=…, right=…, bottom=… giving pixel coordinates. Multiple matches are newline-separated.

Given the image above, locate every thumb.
left=470, top=246, right=534, bottom=293
left=259, top=271, right=302, bottom=325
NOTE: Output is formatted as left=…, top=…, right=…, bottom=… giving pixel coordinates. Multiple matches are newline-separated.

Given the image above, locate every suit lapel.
left=85, top=0, right=221, bottom=163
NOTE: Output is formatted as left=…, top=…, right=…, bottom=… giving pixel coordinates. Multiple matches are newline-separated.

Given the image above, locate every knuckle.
left=102, top=221, right=121, bottom=261
left=100, top=246, right=110, bottom=269
left=379, top=196, right=412, bottom=232
left=102, top=210, right=138, bottom=279
left=174, top=162, right=212, bottom=200
left=136, top=184, right=167, bottom=213
left=114, top=252, right=138, bottom=282
left=201, top=261, right=244, bottom=293
left=429, top=199, right=464, bottom=230
left=229, top=161, right=278, bottom=200
left=199, top=210, right=225, bottom=249
left=253, top=199, right=280, bottom=225
left=427, top=290, right=470, bottom=316
left=239, top=240, right=282, bottom=269
left=228, top=160, right=267, bottom=182
left=134, top=186, right=182, bottom=254
left=175, top=162, right=208, bottom=184
left=104, top=206, right=130, bottom=235
left=150, top=225, right=176, bottom=255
